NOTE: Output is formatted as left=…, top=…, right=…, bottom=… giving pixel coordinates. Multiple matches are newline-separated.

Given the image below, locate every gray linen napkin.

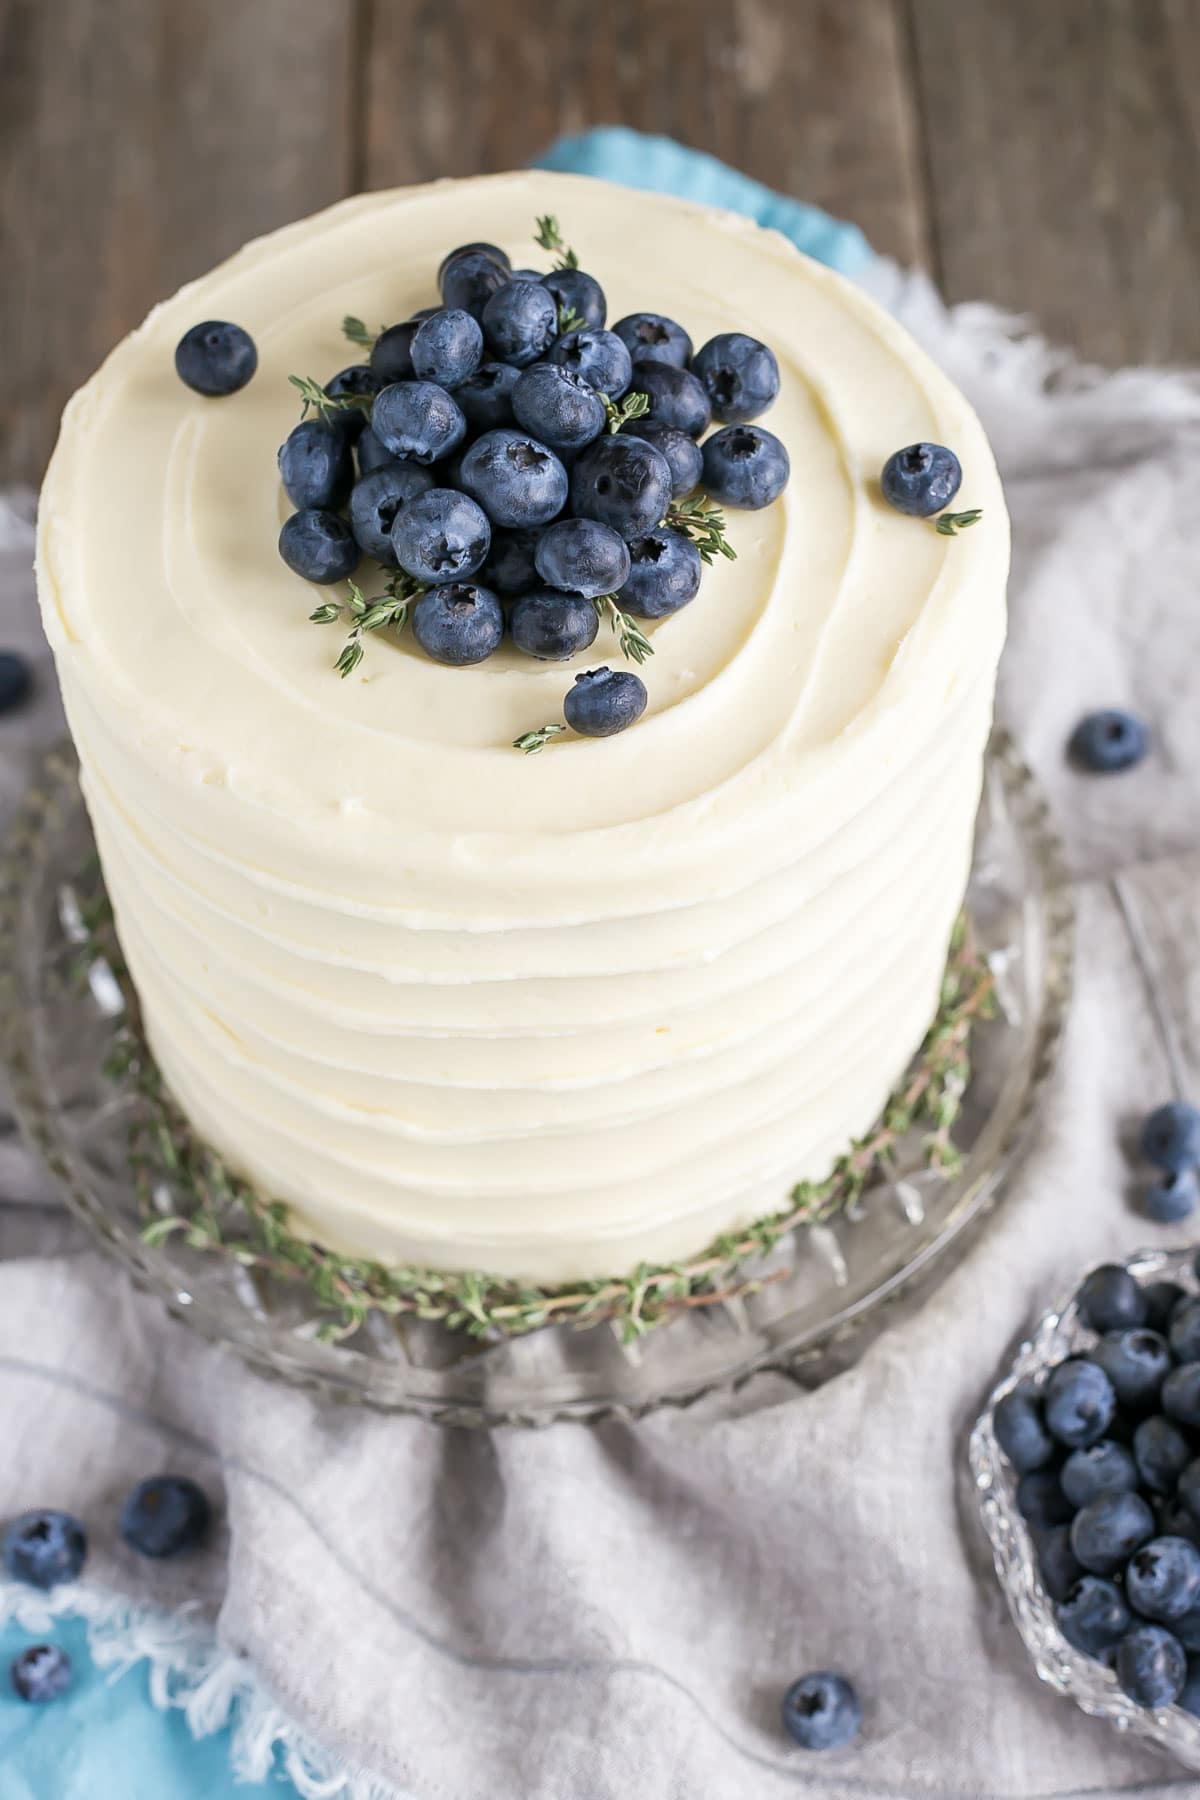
left=4, top=275, right=1200, bottom=1799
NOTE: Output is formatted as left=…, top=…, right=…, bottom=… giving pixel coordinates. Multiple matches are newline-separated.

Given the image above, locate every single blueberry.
left=324, top=364, right=383, bottom=442
left=482, top=526, right=542, bottom=597
left=390, top=488, right=491, bottom=586
left=437, top=242, right=510, bottom=284
left=3, top=1511, right=87, bottom=1589
left=611, top=311, right=693, bottom=370
left=0, top=653, right=32, bottom=716
left=372, top=381, right=467, bottom=465
left=278, top=419, right=355, bottom=512
left=1134, top=1417, right=1194, bottom=1495
left=512, top=363, right=607, bottom=453
left=564, top=667, right=648, bottom=739
left=617, top=528, right=703, bottom=620
left=1077, top=1265, right=1147, bottom=1334
left=349, top=465, right=436, bottom=565
left=880, top=443, right=963, bottom=517
left=702, top=424, right=790, bottom=510
left=570, top=435, right=673, bottom=541
left=1127, top=1536, right=1200, bottom=1621
left=541, top=268, right=606, bottom=330
left=1061, top=1441, right=1138, bottom=1509
left=1090, top=1330, right=1171, bottom=1410
left=278, top=510, right=360, bottom=585
left=1181, top=1460, right=1200, bottom=1524
left=460, top=429, right=569, bottom=528
left=356, top=425, right=397, bottom=476
left=1017, top=1468, right=1075, bottom=1529
left=1044, top=1359, right=1117, bottom=1448
left=411, top=308, right=484, bottom=389
left=369, top=321, right=419, bottom=384
left=481, top=282, right=559, bottom=368
left=121, top=1475, right=211, bottom=1558
left=624, top=421, right=703, bottom=500
left=1163, top=1364, right=1200, bottom=1428
left=1035, top=1524, right=1085, bottom=1603
left=1143, top=1281, right=1187, bottom=1334
left=547, top=328, right=633, bottom=398
left=1070, top=1490, right=1156, bottom=1574
left=692, top=332, right=780, bottom=424
left=1144, top=1156, right=1194, bottom=1217
left=630, top=360, right=712, bottom=439
left=780, top=1671, right=861, bottom=1752
left=1115, top=1623, right=1187, bottom=1708
left=174, top=321, right=257, bottom=396
left=441, top=249, right=510, bottom=320
left=510, top=589, right=600, bottom=661
left=1068, top=710, right=1149, bottom=774
left=411, top=583, right=504, bottom=666
left=1057, top=1575, right=1131, bottom=1656
left=1142, top=1103, right=1200, bottom=1174
left=1171, top=1300, right=1200, bottom=1364
left=1179, top=1658, right=1200, bottom=1716
left=534, top=518, right=631, bottom=599
left=456, top=361, right=521, bottom=434
left=11, top=1644, right=71, bottom=1703
left=994, top=1383, right=1055, bottom=1474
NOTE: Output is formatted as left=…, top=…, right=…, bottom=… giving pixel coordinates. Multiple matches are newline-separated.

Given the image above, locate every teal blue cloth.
left=0, top=1617, right=284, bottom=1798
left=4, top=129, right=870, bottom=1799
left=533, top=127, right=873, bottom=275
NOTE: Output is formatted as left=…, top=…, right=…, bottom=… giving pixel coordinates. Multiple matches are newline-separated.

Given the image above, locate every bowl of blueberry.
left=972, top=1246, right=1200, bottom=1768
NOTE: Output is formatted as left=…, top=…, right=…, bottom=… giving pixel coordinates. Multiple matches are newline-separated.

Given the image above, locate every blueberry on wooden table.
left=174, top=321, right=257, bottom=396
left=2, top=1509, right=87, bottom=1588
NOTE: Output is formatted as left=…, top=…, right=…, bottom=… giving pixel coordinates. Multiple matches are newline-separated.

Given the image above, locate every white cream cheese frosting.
left=35, top=171, right=1009, bottom=1282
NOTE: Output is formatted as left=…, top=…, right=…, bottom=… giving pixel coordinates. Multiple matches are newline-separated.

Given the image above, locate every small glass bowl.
left=971, top=1246, right=1200, bottom=1772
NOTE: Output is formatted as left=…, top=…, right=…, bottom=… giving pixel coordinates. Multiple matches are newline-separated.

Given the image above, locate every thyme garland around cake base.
left=94, top=916, right=994, bottom=1346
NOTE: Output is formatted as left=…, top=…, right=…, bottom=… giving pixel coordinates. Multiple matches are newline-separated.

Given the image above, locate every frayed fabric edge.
left=0, top=1581, right=408, bottom=1800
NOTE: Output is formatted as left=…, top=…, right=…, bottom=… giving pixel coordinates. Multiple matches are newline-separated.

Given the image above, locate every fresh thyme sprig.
left=935, top=508, right=983, bottom=537
left=533, top=214, right=579, bottom=270
left=342, top=315, right=381, bottom=349
left=311, top=575, right=424, bottom=677
left=603, top=390, right=650, bottom=435
left=513, top=723, right=568, bottom=755
left=557, top=304, right=587, bottom=335
left=288, top=373, right=373, bottom=424
left=594, top=595, right=654, bottom=665
left=665, top=493, right=737, bottom=565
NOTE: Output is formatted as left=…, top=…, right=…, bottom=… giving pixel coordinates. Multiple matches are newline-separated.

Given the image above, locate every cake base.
left=1, top=737, right=1072, bottom=1424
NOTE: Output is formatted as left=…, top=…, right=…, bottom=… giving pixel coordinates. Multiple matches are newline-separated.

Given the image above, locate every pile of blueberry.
left=267, top=218, right=791, bottom=741
left=2, top=1476, right=211, bottom=1703
left=996, top=1251, right=1200, bottom=1713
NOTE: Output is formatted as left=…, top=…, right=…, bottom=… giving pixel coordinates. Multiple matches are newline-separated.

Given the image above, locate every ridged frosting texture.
left=36, top=172, right=1008, bottom=1282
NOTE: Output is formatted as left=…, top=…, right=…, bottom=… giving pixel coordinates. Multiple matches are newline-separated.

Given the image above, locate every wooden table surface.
left=2, top=0, right=1196, bottom=485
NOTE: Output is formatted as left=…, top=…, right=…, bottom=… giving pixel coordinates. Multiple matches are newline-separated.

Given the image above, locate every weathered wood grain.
left=362, top=0, right=930, bottom=265
left=0, top=0, right=358, bottom=483
left=908, top=0, right=1200, bottom=365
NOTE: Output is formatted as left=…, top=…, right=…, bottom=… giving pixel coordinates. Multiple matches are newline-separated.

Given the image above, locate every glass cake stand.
left=0, top=735, right=1073, bottom=1427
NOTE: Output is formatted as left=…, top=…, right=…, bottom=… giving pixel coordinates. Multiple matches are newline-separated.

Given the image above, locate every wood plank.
left=363, top=0, right=929, bottom=265
left=908, top=0, right=1200, bottom=366
left=0, top=0, right=358, bottom=485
